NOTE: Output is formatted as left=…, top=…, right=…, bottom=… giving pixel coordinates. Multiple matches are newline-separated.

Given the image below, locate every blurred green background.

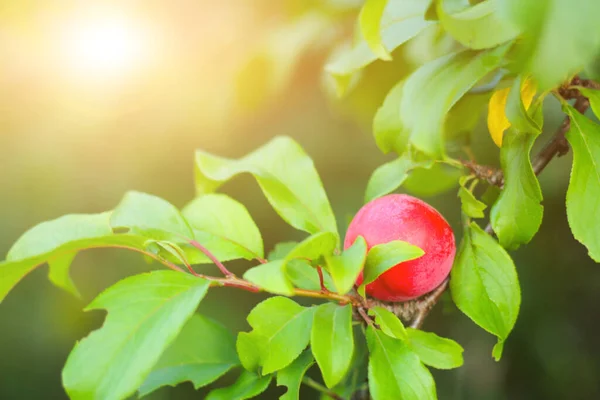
left=1, top=1, right=599, bottom=399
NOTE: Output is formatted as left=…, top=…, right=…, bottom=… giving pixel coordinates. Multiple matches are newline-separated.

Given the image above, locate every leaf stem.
left=316, top=266, right=328, bottom=293
left=188, top=240, right=234, bottom=277
left=301, top=377, right=344, bottom=400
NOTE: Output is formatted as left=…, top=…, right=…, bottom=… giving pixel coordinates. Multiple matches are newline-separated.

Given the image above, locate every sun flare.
left=61, top=12, right=150, bottom=81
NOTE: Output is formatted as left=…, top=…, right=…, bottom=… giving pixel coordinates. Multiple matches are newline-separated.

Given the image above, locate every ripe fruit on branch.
left=345, top=194, right=456, bottom=302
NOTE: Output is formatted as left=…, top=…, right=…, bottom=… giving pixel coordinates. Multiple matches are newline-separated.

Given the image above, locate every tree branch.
left=410, top=278, right=450, bottom=329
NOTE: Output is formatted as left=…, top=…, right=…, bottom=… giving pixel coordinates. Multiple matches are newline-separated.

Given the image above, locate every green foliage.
left=563, top=105, right=600, bottom=262
left=62, top=271, right=210, bottom=400
left=406, top=328, right=464, bottom=370
left=437, top=0, right=520, bottom=50
left=325, top=0, right=434, bottom=92
left=450, top=222, right=520, bottom=360
left=195, top=136, right=338, bottom=238
left=365, top=155, right=423, bottom=202
left=490, top=129, right=543, bottom=249
left=359, top=240, right=425, bottom=296
left=325, top=236, right=367, bottom=295
left=182, top=194, right=264, bottom=261
left=205, top=371, right=272, bottom=400
left=458, top=177, right=487, bottom=219
left=369, top=306, right=408, bottom=341
left=237, top=297, right=315, bottom=375
left=500, top=0, right=600, bottom=90
left=2, top=212, right=147, bottom=303
left=366, top=326, right=437, bottom=400
left=277, top=351, right=315, bottom=400
left=110, top=191, right=193, bottom=239
left=400, top=45, right=509, bottom=157
left=311, top=303, right=354, bottom=388
left=359, top=0, right=391, bottom=61
left=244, top=260, right=295, bottom=295
left=139, top=315, right=239, bottom=396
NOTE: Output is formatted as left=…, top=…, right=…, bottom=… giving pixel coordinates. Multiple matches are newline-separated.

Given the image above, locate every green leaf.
left=368, top=306, right=407, bottom=341
left=450, top=222, right=520, bottom=360
left=2, top=212, right=150, bottom=304
left=366, top=326, right=437, bottom=400
left=491, top=130, right=543, bottom=250
left=286, top=260, right=336, bottom=291
left=277, top=350, right=315, bottom=400
left=400, top=46, right=509, bottom=157
left=324, top=326, right=369, bottom=399
left=359, top=0, right=391, bottom=61
left=403, top=162, right=463, bottom=197
left=236, top=332, right=265, bottom=373
left=243, top=260, right=295, bottom=296
left=373, top=80, right=408, bottom=155
left=437, top=0, right=519, bottom=49
left=255, top=232, right=337, bottom=293
left=62, top=271, right=210, bottom=400
left=458, top=177, right=486, bottom=219
left=110, top=191, right=193, bottom=240
left=311, top=303, right=354, bottom=388
left=576, top=87, right=600, bottom=119
left=365, top=155, right=422, bottom=203
left=284, top=232, right=338, bottom=263
left=325, top=1, right=434, bottom=87
left=406, top=328, right=464, bottom=369
left=500, top=0, right=600, bottom=90
left=195, top=136, right=338, bottom=238
left=139, top=315, right=239, bottom=396
left=182, top=194, right=264, bottom=261
left=563, top=106, right=600, bottom=262
left=504, top=77, right=542, bottom=134
left=237, top=297, right=315, bottom=375
left=267, top=242, right=298, bottom=261
left=359, top=240, right=424, bottom=296
left=7, top=212, right=113, bottom=260
left=205, top=371, right=272, bottom=400
left=325, top=236, right=367, bottom=294
left=48, top=253, right=80, bottom=298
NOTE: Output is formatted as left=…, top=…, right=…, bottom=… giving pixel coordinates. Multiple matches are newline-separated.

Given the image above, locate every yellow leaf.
left=487, top=77, right=536, bottom=147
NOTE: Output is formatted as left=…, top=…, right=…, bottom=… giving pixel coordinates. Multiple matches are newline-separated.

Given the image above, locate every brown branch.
left=410, top=278, right=450, bottom=329
left=461, top=160, right=503, bottom=187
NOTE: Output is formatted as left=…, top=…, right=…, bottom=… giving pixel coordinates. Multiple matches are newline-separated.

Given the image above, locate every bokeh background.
left=1, top=1, right=599, bottom=399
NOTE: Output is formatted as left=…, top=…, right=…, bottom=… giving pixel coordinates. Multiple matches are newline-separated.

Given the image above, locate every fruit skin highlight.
left=345, top=194, right=456, bottom=302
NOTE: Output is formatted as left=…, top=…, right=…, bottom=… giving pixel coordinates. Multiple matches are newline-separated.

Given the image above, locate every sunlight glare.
left=62, top=13, right=150, bottom=81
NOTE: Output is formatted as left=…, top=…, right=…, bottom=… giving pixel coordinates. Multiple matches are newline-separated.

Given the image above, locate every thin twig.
left=302, top=377, right=344, bottom=400
left=317, top=266, right=328, bottom=293
left=189, top=240, right=234, bottom=277
left=357, top=307, right=374, bottom=326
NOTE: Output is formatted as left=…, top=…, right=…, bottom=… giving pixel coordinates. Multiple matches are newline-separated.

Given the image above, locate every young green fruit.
left=345, top=194, right=456, bottom=302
